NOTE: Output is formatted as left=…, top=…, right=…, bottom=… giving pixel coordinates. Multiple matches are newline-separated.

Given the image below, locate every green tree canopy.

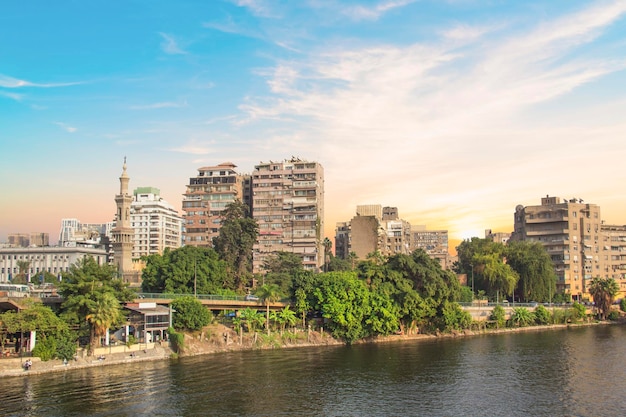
left=58, top=256, right=136, bottom=352
left=505, top=241, right=556, bottom=302
left=141, top=246, right=229, bottom=294
left=171, top=296, right=211, bottom=331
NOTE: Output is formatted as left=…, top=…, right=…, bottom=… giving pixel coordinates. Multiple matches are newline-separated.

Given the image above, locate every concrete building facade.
left=252, top=158, right=324, bottom=272
left=335, top=205, right=412, bottom=261
left=410, top=226, right=451, bottom=269
left=131, top=187, right=183, bottom=259
left=181, top=162, right=245, bottom=248
left=512, top=195, right=607, bottom=301
left=0, top=246, right=108, bottom=283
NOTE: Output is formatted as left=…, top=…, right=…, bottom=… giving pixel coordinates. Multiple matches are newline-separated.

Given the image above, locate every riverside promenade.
left=0, top=342, right=172, bottom=378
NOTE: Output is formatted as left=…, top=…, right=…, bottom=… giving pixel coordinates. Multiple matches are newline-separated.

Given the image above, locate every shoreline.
left=0, top=320, right=616, bottom=378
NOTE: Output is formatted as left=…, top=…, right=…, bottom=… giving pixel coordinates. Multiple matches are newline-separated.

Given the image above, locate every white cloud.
left=239, top=1, right=626, bottom=237
left=0, top=74, right=83, bottom=88
left=54, top=122, right=77, bottom=133
left=341, top=0, right=417, bottom=21
left=159, top=32, right=188, bottom=55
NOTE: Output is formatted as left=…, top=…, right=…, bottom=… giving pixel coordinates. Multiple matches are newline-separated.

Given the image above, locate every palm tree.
left=277, top=306, right=297, bottom=334
left=85, top=292, right=122, bottom=352
left=14, top=260, right=31, bottom=284
left=588, top=277, right=619, bottom=320
left=255, top=283, right=282, bottom=335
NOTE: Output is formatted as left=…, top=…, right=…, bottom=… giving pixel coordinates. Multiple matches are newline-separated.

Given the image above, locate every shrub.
left=620, top=298, right=626, bottom=313
left=608, top=310, right=620, bottom=321
left=490, top=305, right=506, bottom=328
left=32, top=336, right=57, bottom=361
left=508, top=307, right=534, bottom=327
left=167, top=327, right=184, bottom=353
left=534, top=305, right=550, bottom=325
left=571, top=302, right=586, bottom=321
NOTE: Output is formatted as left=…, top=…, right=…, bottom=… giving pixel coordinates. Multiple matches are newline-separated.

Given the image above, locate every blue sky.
left=2, top=0, right=626, bottom=249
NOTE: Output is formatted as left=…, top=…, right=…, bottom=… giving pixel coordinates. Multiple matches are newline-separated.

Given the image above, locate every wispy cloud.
left=168, top=143, right=212, bottom=155
left=159, top=32, right=188, bottom=55
left=54, top=122, right=77, bottom=133
left=130, top=101, right=188, bottom=110
left=239, top=0, right=626, bottom=235
left=0, top=90, right=23, bottom=101
left=0, top=74, right=83, bottom=88
left=341, top=0, right=417, bottom=21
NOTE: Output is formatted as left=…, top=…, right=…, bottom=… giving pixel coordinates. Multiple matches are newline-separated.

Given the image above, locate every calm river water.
left=2, top=324, right=625, bottom=417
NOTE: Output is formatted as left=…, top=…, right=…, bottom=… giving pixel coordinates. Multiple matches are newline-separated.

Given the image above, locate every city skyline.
left=2, top=1, right=626, bottom=250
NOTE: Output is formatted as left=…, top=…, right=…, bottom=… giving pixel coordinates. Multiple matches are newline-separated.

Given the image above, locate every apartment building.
left=181, top=162, right=246, bottom=248
left=6, top=233, right=49, bottom=248
left=512, top=195, right=607, bottom=301
left=600, top=224, right=626, bottom=295
left=131, top=187, right=183, bottom=259
left=410, top=226, right=451, bottom=269
left=59, top=219, right=113, bottom=247
left=335, top=205, right=412, bottom=261
left=252, top=158, right=324, bottom=272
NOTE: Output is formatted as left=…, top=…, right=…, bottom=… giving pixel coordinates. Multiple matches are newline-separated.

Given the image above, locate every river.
left=1, top=324, right=625, bottom=416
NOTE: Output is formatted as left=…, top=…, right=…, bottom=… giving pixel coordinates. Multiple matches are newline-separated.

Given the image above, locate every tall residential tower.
left=252, top=158, right=324, bottom=272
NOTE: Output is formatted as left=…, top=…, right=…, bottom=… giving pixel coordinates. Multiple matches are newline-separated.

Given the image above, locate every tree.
left=86, top=292, right=123, bottom=348
left=58, top=256, right=136, bottom=354
left=255, top=283, right=283, bottom=335
left=312, top=272, right=371, bottom=343
left=505, top=241, right=556, bottom=302
left=262, top=251, right=303, bottom=296
left=240, top=308, right=264, bottom=333
left=213, top=200, right=259, bottom=291
left=323, top=237, right=332, bottom=272
left=141, top=246, right=229, bottom=294
left=171, top=296, right=211, bottom=331
left=12, top=260, right=31, bottom=284
left=276, top=306, right=297, bottom=334
left=588, top=277, right=619, bottom=320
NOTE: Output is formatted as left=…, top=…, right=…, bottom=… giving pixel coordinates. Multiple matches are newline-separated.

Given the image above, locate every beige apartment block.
left=335, top=205, right=413, bottom=261
left=181, top=162, right=246, bottom=248
left=512, top=195, right=606, bottom=301
left=252, top=158, right=324, bottom=273
left=410, top=226, right=451, bottom=269
left=600, top=224, right=626, bottom=298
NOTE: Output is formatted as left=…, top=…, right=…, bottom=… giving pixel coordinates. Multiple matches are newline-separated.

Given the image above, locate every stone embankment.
left=0, top=320, right=616, bottom=378
left=0, top=342, right=172, bottom=378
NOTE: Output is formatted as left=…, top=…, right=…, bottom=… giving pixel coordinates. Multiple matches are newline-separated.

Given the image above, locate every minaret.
left=112, top=157, right=135, bottom=283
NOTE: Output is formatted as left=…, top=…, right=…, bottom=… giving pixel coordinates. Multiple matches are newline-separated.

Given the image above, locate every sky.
left=2, top=0, right=626, bottom=253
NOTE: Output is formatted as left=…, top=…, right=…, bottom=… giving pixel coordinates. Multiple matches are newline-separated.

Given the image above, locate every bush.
left=171, top=296, right=211, bottom=331
left=571, top=302, right=586, bottom=321
left=608, top=310, right=620, bottom=321
left=508, top=307, right=534, bottom=327
left=620, top=298, right=626, bottom=312
left=534, top=305, right=550, bottom=325
left=32, top=337, right=57, bottom=361
left=489, top=305, right=506, bottom=328
left=167, top=327, right=184, bottom=353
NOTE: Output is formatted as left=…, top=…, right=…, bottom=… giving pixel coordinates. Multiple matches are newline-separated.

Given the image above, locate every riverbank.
left=1, top=320, right=618, bottom=378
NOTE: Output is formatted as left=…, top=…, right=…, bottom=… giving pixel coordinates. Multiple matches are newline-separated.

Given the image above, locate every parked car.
left=244, top=294, right=259, bottom=301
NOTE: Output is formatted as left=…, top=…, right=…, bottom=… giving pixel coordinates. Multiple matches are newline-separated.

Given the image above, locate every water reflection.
left=1, top=325, right=625, bottom=416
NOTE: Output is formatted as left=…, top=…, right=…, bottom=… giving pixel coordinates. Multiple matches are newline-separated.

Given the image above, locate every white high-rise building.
left=131, top=187, right=183, bottom=259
